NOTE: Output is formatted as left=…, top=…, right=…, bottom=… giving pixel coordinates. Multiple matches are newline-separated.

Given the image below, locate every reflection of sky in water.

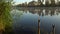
left=11, top=8, right=60, bottom=34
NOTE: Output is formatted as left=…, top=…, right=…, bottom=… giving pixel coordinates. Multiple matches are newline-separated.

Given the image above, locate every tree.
left=51, top=0, right=55, bottom=6
left=0, top=0, right=13, bottom=34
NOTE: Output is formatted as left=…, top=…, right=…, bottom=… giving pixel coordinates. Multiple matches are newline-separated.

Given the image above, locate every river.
left=10, top=8, right=60, bottom=34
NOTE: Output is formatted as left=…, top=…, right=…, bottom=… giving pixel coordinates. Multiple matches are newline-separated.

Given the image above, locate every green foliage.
left=0, top=0, right=13, bottom=34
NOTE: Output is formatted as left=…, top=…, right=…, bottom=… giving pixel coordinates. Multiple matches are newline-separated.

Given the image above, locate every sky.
left=13, top=0, right=37, bottom=5
left=13, top=0, right=60, bottom=5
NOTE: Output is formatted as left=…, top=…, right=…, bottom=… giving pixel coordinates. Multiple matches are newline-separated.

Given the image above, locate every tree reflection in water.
left=18, top=8, right=60, bottom=16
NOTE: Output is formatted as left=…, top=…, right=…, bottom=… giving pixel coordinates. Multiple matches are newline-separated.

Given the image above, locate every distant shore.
left=15, top=7, right=60, bottom=9
left=13, top=6, right=60, bottom=10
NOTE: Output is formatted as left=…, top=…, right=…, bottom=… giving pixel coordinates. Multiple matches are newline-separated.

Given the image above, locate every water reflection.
left=11, top=8, right=60, bottom=34
left=18, top=8, right=60, bottom=16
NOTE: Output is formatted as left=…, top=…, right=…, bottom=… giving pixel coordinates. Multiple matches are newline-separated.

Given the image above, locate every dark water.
left=11, top=8, right=60, bottom=34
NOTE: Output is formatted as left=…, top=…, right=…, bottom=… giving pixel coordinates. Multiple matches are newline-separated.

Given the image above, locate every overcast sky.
left=13, top=0, right=60, bottom=5
left=13, top=0, right=37, bottom=5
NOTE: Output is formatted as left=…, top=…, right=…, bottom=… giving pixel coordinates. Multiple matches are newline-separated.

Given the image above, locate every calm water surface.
left=11, top=8, right=60, bottom=34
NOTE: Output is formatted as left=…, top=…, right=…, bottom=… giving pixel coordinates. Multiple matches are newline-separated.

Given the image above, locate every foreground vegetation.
left=0, top=0, right=13, bottom=34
